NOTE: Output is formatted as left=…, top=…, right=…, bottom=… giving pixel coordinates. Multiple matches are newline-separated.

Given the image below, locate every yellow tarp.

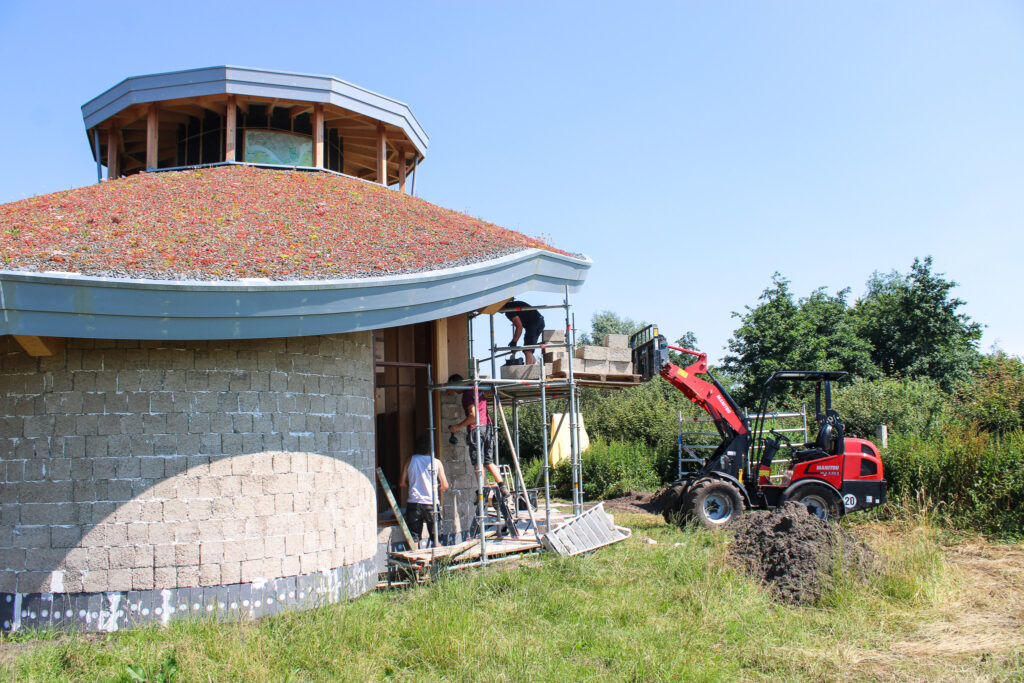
left=549, top=413, right=590, bottom=466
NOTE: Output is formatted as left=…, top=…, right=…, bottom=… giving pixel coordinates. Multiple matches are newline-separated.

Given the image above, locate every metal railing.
left=674, top=406, right=809, bottom=479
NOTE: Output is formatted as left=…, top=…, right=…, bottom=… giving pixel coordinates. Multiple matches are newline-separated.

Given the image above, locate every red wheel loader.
left=629, top=325, right=886, bottom=528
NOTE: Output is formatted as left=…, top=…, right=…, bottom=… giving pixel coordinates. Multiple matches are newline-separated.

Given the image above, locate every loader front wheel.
left=682, top=479, right=744, bottom=529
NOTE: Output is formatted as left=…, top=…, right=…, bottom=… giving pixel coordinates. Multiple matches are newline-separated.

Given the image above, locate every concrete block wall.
left=437, top=394, right=481, bottom=539
left=0, top=333, right=376, bottom=631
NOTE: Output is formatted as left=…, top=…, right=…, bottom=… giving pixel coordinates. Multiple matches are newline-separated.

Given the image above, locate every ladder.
left=488, top=485, right=519, bottom=540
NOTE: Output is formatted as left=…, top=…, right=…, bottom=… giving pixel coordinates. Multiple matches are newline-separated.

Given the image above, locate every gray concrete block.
left=499, top=363, right=553, bottom=380
left=541, top=329, right=566, bottom=344
left=603, top=334, right=629, bottom=348
left=575, top=345, right=609, bottom=361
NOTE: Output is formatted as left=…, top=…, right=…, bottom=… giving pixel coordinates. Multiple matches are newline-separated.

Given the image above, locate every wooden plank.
left=145, top=103, right=158, bottom=170
left=225, top=95, right=236, bottom=161
left=313, top=103, right=324, bottom=168
left=377, top=123, right=387, bottom=185
left=12, top=336, right=66, bottom=357
left=397, top=324, right=415, bottom=495
left=446, top=313, right=469, bottom=378
left=476, top=298, right=513, bottom=316
left=377, top=467, right=415, bottom=549
left=432, top=318, right=448, bottom=459
left=106, top=125, right=119, bottom=179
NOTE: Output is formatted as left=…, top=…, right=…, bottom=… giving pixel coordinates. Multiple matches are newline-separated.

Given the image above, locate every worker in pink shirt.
left=447, top=373, right=509, bottom=499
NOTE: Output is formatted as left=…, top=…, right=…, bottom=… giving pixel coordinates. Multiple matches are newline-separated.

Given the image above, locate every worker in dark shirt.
left=504, top=300, right=545, bottom=365
left=446, top=374, right=509, bottom=499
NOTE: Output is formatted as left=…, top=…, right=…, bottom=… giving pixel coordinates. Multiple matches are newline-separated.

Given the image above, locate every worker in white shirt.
left=399, top=433, right=450, bottom=545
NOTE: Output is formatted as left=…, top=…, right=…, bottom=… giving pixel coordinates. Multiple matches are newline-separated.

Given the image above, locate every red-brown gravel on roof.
left=0, top=165, right=573, bottom=281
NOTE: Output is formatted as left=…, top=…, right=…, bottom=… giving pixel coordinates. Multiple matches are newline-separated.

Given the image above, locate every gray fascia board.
left=81, top=65, right=428, bottom=156
left=0, top=250, right=590, bottom=340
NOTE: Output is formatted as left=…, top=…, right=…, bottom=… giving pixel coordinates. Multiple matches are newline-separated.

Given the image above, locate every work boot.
left=497, top=482, right=510, bottom=502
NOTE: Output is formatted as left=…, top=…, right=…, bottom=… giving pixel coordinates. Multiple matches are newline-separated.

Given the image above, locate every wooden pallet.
left=389, top=537, right=541, bottom=567
left=549, top=371, right=642, bottom=385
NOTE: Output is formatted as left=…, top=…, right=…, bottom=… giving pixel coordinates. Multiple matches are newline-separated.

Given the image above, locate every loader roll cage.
left=750, top=370, right=849, bottom=472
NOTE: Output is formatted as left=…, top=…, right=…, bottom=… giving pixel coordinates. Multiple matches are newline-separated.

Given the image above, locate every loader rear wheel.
left=661, top=483, right=688, bottom=524
left=681, top=479, right=743, bottom=529
left=789, top=483, right=843, bottom=521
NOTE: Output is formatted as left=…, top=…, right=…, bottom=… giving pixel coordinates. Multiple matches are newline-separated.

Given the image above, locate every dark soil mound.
left=602, top=489, right=675, bottom=516
left=728, top=502, right=879, bottom=605
left=602, top=489, right=672, bottom=515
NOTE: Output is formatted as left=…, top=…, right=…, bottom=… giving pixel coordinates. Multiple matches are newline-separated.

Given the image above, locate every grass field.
left=2, top=512, right=1022, bottom=682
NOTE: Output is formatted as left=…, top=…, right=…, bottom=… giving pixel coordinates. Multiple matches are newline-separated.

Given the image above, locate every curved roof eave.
left=81, top=65, right=429, bottom=157
left=0, top=250, right=591, bottom=340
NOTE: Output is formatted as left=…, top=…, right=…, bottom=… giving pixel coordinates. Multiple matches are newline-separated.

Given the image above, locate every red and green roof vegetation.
left=0, top=165, right=571, bottom=281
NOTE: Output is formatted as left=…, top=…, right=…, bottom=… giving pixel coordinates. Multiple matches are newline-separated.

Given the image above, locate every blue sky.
left=1, top=1, right=1022, bottom=361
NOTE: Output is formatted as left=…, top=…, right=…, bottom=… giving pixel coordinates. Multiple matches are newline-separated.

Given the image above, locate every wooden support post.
left=225, top=95, right=237, bottom=161
left=145, top=103, right=159, bottom=170
left=431, top=318, right=449, bottom=458
left=106, top=125, right=119, bottom=180
left=313, top=104, right=324, bottom=168
left=397, top=145, right=407, bottom=193
left=12, top=336, right=66, bottom=357
left=377, top=123, right=387, bottom=185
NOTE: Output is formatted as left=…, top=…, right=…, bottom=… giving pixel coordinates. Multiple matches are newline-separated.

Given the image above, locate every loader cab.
left=750, top=370, right=886, bottom=518
left=752, top=370, right=848, bottom=459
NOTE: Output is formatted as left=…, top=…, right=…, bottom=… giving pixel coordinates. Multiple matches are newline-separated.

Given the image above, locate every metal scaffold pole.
left=678, top=409, right=683, bottom=480
left=426, top=363, right=439, bottom=560
left=540, top=353, right=551, bottom=532
left=473, top=366, right=487, bottom=564
left=489, top=314, right=499, bottom=471
left=564, top=286, right=581, bottom=515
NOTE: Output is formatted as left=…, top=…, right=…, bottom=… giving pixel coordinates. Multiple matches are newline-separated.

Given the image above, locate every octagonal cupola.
left=81, top=66, right=428, bottom=190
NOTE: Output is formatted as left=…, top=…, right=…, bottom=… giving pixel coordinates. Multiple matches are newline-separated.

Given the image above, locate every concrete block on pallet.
left=499, top=363, right=553, bottom=380
left=575, top=345, right=609, bottom=361
left=603, top=334, right=629, bottom=349
left=606, top=347, right=632, bottom=362
left=608, top=360, right=633, bottom=375
left=543, top=350, right=568, bottom=364
left=541, top=329, right=566, bottom=344
left=555, top=358, right=634, bottom=376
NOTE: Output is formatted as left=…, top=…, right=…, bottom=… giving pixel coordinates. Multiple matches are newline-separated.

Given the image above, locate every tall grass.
left=525, top=438, right=661, bottom=500
left=9, top=514, right=992, bottom=682
left=882, top=425, right=1024, bottom=537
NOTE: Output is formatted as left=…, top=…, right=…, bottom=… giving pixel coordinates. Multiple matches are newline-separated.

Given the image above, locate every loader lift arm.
left=629, top=325, right=748, bottom=441
left=659, top=346, right=749, bottom=440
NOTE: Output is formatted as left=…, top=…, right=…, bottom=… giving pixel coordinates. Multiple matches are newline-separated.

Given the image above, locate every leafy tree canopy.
left=578, top=310, right=646, bottom=345
left=855, top=256, right=982, bottom=391
left=722, top=274, right=875, bottom=406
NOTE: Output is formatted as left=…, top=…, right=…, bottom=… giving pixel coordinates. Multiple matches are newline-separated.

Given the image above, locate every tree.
left=578, top=310, right=646, bottom=345
left=722, top=274, right=876, bottom=406
left=855, top=256, right=982, bottom=391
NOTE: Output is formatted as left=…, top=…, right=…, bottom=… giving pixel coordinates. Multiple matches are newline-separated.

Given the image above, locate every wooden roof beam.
left=13, top=336, right=66, bottom=357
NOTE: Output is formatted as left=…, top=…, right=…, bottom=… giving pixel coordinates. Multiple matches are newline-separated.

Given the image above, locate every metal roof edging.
left=0, top=249, right=590, bottom=340
left=81, top=65, right=428, bottom=156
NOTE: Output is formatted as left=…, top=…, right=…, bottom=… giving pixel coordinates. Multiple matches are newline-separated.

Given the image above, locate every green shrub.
left=833, top=376, right=950, bottom=438
left=882, top=425, right=1024, bottom=537
left=954, top=352, right=1024, bottom=434
left=549, top=438, right=660, bottom=500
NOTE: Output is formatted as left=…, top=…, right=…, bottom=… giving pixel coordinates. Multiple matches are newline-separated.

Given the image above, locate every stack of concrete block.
left=499, top=363, right=554, bottom=380
left=551, top=333, right=634, bottom=377
left=499, top=328, right=566, bottom=380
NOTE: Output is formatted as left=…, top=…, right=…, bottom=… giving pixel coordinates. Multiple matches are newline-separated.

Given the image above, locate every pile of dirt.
left=728, top=502, right=879, bottom=604
left=601, top=489, right=668, bottom=515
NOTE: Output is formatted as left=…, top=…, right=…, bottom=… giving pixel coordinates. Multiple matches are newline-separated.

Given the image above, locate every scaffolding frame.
left=382, top=286, right=641, bottom=580
left=422, top=285, right=591, bottom=569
